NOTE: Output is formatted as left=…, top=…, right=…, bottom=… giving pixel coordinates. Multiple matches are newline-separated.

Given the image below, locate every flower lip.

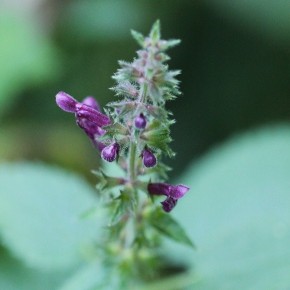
left=56, top=91, right=78, bottom=113
left=170, top=184, right=189, bottom=199
left=161, top=196, right=177, bottom=212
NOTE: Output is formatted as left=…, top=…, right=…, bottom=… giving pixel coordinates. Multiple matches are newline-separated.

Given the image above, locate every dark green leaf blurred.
left=0, top=163, right=101, bottom=270
left=150, top=208, right=194, bottom=248
left=0, top=10, right=59, bottom=118
left=1, top=0, right=290, bottom=179
left=0, top=247, right=68, bottom=290
left=165, top=125, right=290, bottom=289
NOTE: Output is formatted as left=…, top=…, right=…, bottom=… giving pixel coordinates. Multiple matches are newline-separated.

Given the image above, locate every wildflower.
left=55, top=92, right=110, bottom=149
left=148, top=183, right=189, bottom=212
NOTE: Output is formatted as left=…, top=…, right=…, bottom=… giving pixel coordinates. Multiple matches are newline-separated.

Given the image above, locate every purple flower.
left=55, top=92, right=110, bottom=149
left=142, top=148, right=156, bottom=168
left=134, top=113, right=147, bottom=129
left=101, top=142, right=120, bottom=162
left=148, top=183, right=189, bottom=212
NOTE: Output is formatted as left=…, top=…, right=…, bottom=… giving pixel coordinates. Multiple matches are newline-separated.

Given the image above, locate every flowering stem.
left=55, top=20, right=193, bottom=288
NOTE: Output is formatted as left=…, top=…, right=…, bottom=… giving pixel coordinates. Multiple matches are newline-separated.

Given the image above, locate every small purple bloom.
left=56, top=92, right=78, bottom=113
left=142, top=148, right=156, bottom=168
left=134, top=113, right=147, bottom=129
left=101, top=142, right=120, bottom=162
left=55, top=92, right=110, bottom=150
left=148, top=182, right=189, bottom=212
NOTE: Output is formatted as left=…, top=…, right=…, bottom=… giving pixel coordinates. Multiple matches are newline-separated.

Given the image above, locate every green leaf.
left=0, top=162, right=103, bottom=270
left=103, top=122, right=129, bottom=137
left=149, top=20, right=161, bottom=44
left=131, top=30, right=145, bottom=47
left=58, top=262, right=107, bottom=290
left=165, top=125, right=290, bottom=289
left=166, top=39, right=181, bottom=48
left=109, top=190, right=136, bottom=226
left=0, top=247, right=68, bottom=290
left=92, top=170, right=124, bottom=191
left=142, top=120, right=174, bottom=157
left=150, top=209, right=194, bottom=248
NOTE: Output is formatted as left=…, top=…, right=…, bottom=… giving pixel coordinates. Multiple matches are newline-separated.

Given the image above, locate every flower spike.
left=55, top=22, right=193, bottom=280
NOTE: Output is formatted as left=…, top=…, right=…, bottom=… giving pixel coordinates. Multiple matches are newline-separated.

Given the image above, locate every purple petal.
left=55, top=91, right=78, bottom=113
left=161, top=196, right=178, bottom=212
left=82, top=96, right=101, bottom=111
left=170, top=184, right=190, bottom=199
left=148, top=182, right=171, bottom=196
left=76, top=103, right=111, bottom=127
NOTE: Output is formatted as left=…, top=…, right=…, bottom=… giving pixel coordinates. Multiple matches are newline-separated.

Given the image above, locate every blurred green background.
left=1, top=0, right=290, bottom=289
left=2, top=0, right=290, bottom=180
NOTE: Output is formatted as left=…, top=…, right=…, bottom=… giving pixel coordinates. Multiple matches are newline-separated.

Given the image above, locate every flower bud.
left=101, top=142, right=120, bottom=162
left=142, top=148, right=156, bottom=168
left=56, top=92, right=78, bottom=113
left=134, top=113, right=147, bottom=129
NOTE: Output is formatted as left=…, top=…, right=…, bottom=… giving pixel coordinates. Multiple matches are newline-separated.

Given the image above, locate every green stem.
left=128, top=139, right=137, bottom=183
left=129, top=82, right=147, bottom=183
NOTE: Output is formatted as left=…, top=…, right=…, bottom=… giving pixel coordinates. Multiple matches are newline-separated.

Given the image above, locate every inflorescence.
left=56, top=20, right=189, bottom=214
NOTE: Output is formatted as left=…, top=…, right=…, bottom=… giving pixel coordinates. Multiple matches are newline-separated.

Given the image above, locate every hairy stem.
left=128, top=139, right=137, bottom=183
